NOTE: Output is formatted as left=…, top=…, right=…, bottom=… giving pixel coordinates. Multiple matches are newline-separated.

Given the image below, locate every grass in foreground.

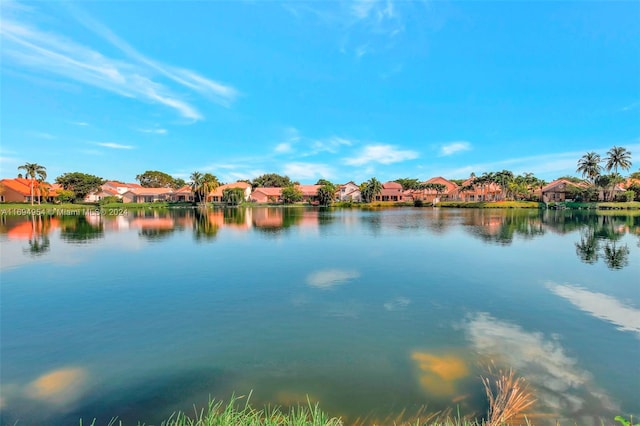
left=80, top=370, right=542, bottom=426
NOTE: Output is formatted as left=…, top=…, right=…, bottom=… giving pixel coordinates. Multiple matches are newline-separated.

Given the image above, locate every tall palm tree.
left=605, top=146, right=632, bottom=175
left=189, top=172, right=203, bottom=202
left=17, top=163, right=46, bottom=205
left=576, top=152, right=602, bottom=184
left=201, top=173, right=220, bottom=202
left=37, top=180, right=50, bottom=205
left=365, top=177, right=383, bottom=203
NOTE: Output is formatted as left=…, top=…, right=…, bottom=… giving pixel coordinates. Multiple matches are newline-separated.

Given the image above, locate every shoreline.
left=1, top=200, right=639, bottom=216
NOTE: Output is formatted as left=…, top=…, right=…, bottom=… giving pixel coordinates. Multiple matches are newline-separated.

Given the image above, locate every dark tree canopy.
left=252, top=173, right=294, bottom=188
left=316, top=184, right=336, bottom=206
left=316, top=179, right=333, bottom=186
left=136, top=170, right=183, bottom=188
left=55, top=172, right=105, bottom=202
left=394, top=178, right=421, bottom=191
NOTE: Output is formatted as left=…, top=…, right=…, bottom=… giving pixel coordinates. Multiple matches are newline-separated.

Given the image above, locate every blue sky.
left=1, top=0, right=639, bottom=184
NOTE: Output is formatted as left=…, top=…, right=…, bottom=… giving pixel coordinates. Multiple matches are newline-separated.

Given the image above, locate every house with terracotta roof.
left=208, top=181, right=252, bottom=203
left=541, top=179, right=588, bottom=202
left=121, top=187, right=174, bottom=203
left=337, top=181, right=362, bottom=202
left=374, top=181, right=405, bottom=202
left=297, top=185, right=321, bottom=203
left=250, top=187, right=283, bottom=203
left=0, top=178, right=59, bottom=203
left=172, top=185, right=195, bottom=202
left=85, top=181, right=144, bottom=202
left=413, top=177, right=459, bottom=203
left=455, top=176, right=503, bottom=202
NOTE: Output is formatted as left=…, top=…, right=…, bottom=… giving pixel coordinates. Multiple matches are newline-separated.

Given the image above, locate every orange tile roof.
left=252, top=187, right=283, bottom=196
left=1, top=178, right=56, bottom=196
left=1, top=179, right=32, bottom=195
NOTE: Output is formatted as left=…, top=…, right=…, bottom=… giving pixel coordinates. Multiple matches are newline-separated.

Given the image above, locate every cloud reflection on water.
left=306, top=269, right=360, bottom=289
left=463, top=312, right=618, bottom=420
left=547, top=282, right=640, bottom=336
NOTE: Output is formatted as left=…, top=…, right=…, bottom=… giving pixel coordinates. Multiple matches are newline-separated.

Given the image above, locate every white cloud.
left=275, top=143, right=292, bottom=153
left=548, top=282, right=640, bottom=336
left=351, top=0, right=378, bottom=19
left=273, top=127, right=301, bottom=154
left=436, top=142, right=640, bottom=179
left=138, top=128, right=167, bottom=135
left=355, top=44, right=370, bottom=59
left=71, top=121, right=89, bottom=126
left=439, top=141, right=471, bottom=156
left=0, top=6, right=238, bottom=121
left=383, top=296, right=411, bottom=311
left=620, top=101, right=639, bottom=112
left=283, top=162, right=334, bottom=181
left=306, top=269, right=360, bottom=289
left=344, top=144, right=418, bottom=166
left=309, top=136, right=352, bottom=155
left=94, top=142, right=134, bottom=150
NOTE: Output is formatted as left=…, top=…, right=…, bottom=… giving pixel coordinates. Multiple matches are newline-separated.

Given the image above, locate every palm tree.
left=190, top=171, right=220, bottom=204
left=576, top=152, right=602, bottom=184
left=17, top=163, right=46, bottom=205
left=201, top=173, right=220, bottom=202
left=37, top=180, right=50, bottom=205
left=364, top=177, right=383, bottom=203
left=605, top=146, right=632, bottom=175
left=190, top=172, right=204, bottom=203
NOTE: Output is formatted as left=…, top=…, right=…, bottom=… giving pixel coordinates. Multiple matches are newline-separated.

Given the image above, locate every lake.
left=1, top=207, right=638, bottom=425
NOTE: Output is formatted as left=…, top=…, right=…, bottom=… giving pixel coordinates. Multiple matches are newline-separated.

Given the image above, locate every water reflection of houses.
left=252, top=208, right=319, bottom=231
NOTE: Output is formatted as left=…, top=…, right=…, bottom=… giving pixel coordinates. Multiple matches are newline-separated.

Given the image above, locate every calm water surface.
left=1, top=207, right=638, bottom=425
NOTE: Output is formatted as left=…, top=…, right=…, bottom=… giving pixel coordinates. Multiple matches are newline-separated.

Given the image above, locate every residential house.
left=297, top=185, right=321, bottom=203
left=375, top=181, right=404, bottom=202
left=414, top=177, right=459, bottom=203
left=208, top=182, right=252, bottom=203
left=541, top=179, right=588, bottom=202
left=250, top=187, right=283, bottom=203
left=337, top=181, right=362, bottom=202
left=456, top=176, right=503, bottom=202
left=121, top=188, right=173, bottom=203
left=0, top=178, right=59, bottom=203
left=172, top=185, right=195, bottom=202
left=85, top=181, right=143, bottom=202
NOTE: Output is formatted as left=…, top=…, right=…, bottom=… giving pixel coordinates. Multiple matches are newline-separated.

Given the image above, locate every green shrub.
left=414, top=199, right=424, bottom=207
left=99, top=196, right=121, bottom=205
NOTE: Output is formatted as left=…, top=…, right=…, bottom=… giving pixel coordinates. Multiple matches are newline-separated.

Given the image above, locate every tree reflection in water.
left=193, top=208, right=219, bottom=241
left=23, top=215, right=53, bottom=256
left=572, top=213, right=633, bottom=270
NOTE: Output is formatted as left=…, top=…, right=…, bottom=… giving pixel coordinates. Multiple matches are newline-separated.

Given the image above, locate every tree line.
left=8, top=145, right=637, bottom=205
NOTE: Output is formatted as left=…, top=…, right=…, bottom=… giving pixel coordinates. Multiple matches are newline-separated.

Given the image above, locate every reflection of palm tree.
left=193, top=209, right=219, bottom=241
left=25, top=235, right=50, bottom=256
left=23, top=215, right=51, bottom=256
left=603, top=242, right=630, bottom=270
left=575, top=231, right=599, bottom=264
